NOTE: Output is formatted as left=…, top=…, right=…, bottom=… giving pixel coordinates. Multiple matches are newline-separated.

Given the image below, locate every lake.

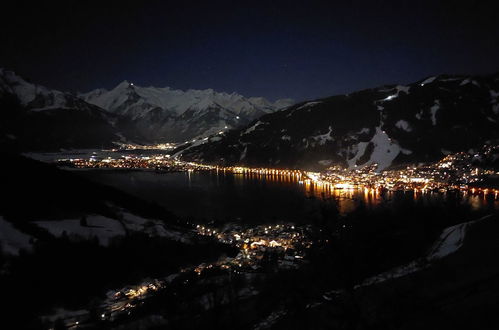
left=78, top=170, right=498, bottom=224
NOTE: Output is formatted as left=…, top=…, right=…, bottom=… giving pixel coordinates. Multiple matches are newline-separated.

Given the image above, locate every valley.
left=0, top=67, right=498, bottom=330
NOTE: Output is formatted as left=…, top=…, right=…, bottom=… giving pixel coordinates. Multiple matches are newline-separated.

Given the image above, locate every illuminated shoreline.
left=55, top=145, right=499, bottom=198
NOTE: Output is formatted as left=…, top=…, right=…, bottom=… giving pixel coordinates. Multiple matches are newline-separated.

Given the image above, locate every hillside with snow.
left=178, top=73, right=499, bottom=170
left=80, top=82, right=294, bottom=142
left=0, top=68, right=129, bottom=151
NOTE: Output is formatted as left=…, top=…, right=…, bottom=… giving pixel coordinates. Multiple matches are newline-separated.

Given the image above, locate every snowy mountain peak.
left=0, top=68, right=80, bottom=111
left=0, top=69, right=128, bottom=151
left=79, top=82, right=294, bottom=142
left=81, top=82, right=293, bottom=117
left=117, top=80, right=131, bottom=88
left=178, top=72, right=499, bottom=170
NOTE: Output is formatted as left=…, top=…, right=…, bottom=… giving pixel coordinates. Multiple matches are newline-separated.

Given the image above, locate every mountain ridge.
left=0, top=68, right=293, bottom=150
left=80, top=81, right=294, bottom=142
left=0, top=68, right=130, bottom=151
left=178, top=72, right=499, bottom=170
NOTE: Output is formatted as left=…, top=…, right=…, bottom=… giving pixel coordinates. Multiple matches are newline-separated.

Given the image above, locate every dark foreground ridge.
left=0, top=154, right=234, bottom=329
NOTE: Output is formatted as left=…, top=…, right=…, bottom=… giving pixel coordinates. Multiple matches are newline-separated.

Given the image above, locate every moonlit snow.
left=395, top=119, right=412, bottom=132
left=347, top=127, right=402, bottom=171
left=430, top=100, right=440, bottom=126
left=356, top=215, right=492, bottom=289
left=0, top=216, right=33, bottom=255
left=81, top=81, right=293, bottom=119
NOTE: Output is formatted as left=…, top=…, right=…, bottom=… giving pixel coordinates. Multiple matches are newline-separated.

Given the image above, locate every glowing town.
left=56, top=144, right=499, bottom=198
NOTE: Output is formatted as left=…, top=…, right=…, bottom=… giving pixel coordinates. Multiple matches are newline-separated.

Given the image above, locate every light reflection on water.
left=80, top=170, right=497, bottom=222
left=53, top=169, right=497, bottom=328
left=316, top=183, right=496, bottom=213
left=233, top=171, right=497, bottom=215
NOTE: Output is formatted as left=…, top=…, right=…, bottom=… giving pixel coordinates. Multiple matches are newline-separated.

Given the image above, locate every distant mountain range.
left=2, top=68, right=499, bottom=170
left=0, top=68, right=125, bottom=151
left=178, top=73, right=499, bottom=170
left=80, top=81, right=293, bottom=143
left=0, top=68, right=293, bottom=150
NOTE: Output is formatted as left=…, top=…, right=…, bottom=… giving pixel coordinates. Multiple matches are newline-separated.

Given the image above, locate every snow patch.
left=120, top=212, right=191, bottom=243
left=396, top=85, right=411, bottom=94
left=395, top=119, right=412, bottom=132
left=356, top=216, right=492, bottom=289
left=253, top=307, right=287, bottom=330
left=356, top=218, right=481, bottom=288
left=35, top=216, right=126, bottom=246
left=240, top=146, right=248, bottom=160
left=358, top=127, right=370, bottom=134
left=297, top=101, right=322, bottom=110
left=430, top=100, right=440, bottom=125
left=243, top=121, right=264, bottom=135
left=172, top=135, right=213, bottom=157
left=347, top=141, right=369, bottom=167
left=35, top=213, right=191, bottom=246
left=460, top=78, right=471, bottom=86
left=440, top=77, right=462, bottom=82
left=428, top=222, right=469, bottom=260
left=490, top=90, right=499, bottom=100
left=355, top=260, right=424, bottom=288
left=415, top=109, right=424, bottom=120
left=116, top=132, right=127, bottom=142
left=348, top=127, right=401, bottom=171
left=310, top=126, right=333, bottom=145
left=42, top=308, right=88, bottom=323
left=400, top=147, right=413, bottom=155
left=378, top=85, right=410, bottom=102
left=420, top=76, right=436, bottom=86
left=0, top=216, right=34, bottom=256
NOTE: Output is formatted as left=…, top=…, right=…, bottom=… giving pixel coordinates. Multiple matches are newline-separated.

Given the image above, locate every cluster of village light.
left=194, top=223, right=312, bottom=275
left=56, top=144, right=499, bottom=198
left=119, top=282, right=161, bottom=300
left=227, top=167, right=303, bottom=177
left=112, top=142, right=177, bottom=151
left=57, top=154, right=216, bottom=172
left=49, top=145, right=499, bottom=328
left=316, top=145, right=499, bottom=197
left=60, top=222, right=314, bottom=328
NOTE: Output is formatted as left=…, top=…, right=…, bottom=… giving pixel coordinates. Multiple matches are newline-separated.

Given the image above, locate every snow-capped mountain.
left=178, top=73, right=499, bottom=170
left=0, top=68, right=99, bottom=112
left=0, top=68, right=126, bottom=151
left=80, top=82, right=294, bottom=142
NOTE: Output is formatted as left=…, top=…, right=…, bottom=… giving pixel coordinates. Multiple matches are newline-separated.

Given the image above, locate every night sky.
left=1, top=1, right=498, bottom=101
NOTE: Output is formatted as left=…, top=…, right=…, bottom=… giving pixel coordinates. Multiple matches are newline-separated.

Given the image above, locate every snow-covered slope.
left=356, top=214, right=494, bottom=289
left=0, top=216, right=33, bottom=255
left=0, top=155, right=195, bottom=256
left=80, top=82, right=294, bottom=142
left=0, top=68, right=105, bottom=113
left=81, top=81, right=292, bottom=118
left=34, top=212, right=192, bottom=247
left=0, top=68, right=68, bottom=111
left=179, top=73, right=499, bottom=170
left=0, top=68, right=125, bottom=151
